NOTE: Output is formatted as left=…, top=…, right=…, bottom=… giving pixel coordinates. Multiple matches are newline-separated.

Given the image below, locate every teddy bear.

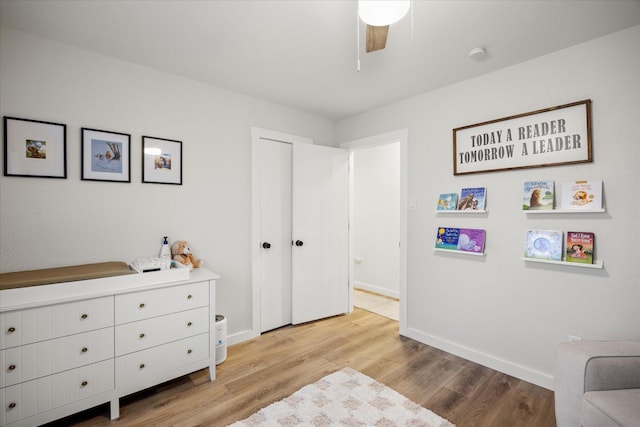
left=171, top=240, right=202, bottom=269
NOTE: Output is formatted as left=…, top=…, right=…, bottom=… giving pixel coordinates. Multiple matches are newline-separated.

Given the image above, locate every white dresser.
left=0, top=267, right=219, bottom=427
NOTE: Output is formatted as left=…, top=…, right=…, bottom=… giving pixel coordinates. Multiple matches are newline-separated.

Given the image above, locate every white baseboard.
left=226, top=329, right=259, bottom=347
left=353, top=281, right=399, bottom=299
left=402, top=327, right=554, bottom=390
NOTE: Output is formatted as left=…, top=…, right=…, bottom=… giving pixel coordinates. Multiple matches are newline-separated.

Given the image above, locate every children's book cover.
left=523, top=181, right=554, bottom=210
left=561, top=180, right=602, bottom=210
left=457, top=228, right=486, bottom=253
left=524, top=229, right=563, bottom=260
left=457, top=187, right=486, bottom=210
left=436, top=193, right=458, bottom=211
left=435, top=227, right=460, bottom=250
left=566, top=231, right=595, bottom=264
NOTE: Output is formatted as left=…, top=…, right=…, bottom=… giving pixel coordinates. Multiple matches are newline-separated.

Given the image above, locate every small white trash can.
left=215, top=314, right=227, bottom=365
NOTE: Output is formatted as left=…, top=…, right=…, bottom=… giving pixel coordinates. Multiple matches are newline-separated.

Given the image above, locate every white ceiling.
left=1, top=0, right=639, bottom=120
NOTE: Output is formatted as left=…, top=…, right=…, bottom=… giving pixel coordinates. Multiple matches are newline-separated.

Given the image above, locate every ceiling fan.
left=365, top=25, right=390, bottom=53
left=359, top=0, right=411, bottom=53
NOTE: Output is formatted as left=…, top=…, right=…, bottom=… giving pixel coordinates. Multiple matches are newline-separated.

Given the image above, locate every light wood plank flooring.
left=353, top=288, right=399, bottom=320
left=46, top=308, right=556, bottom=427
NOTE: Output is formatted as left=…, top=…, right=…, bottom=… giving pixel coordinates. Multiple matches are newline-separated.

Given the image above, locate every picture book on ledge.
left=523, top=181, right=554, bottom=210
left=457, top=187, right=486, bottom=211
left=524, top=229, right=563, bottom=260
left=458, top=228, right=486, bottom=253
left=436, top=227, right=486, bottom=254
left=561, top=180, right=602, bottom=210
left=436, top=193, right=458, bottom=211
left=436, top=227, right=459, bottom=250
left=566, top=231, right=595, bottom=264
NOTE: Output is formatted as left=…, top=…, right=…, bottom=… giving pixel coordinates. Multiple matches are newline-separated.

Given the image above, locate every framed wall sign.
left=142, top=136, right=182, bottom=185
left=453, top=100, right=592, bottom=175
left=81, top=128, right=131, bottom=182
left=3, top=116, right=67, bottom=178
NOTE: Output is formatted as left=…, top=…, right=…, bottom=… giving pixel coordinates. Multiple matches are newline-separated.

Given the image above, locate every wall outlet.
left=568, top=335, right=583, bottom=342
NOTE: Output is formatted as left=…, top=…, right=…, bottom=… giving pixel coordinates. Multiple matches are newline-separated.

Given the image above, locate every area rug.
left=229, top=367, right=455, bottom=426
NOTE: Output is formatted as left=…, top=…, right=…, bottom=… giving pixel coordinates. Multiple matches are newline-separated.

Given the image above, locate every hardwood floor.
left=46, top=308, right=556, bottom=427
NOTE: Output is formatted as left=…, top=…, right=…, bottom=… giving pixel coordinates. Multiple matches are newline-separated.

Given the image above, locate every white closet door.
left=291, top=143, right=349, bottom=325
left=259, top=140, right=293, bottom=332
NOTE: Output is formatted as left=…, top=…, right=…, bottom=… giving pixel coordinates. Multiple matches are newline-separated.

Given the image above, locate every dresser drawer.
left=0, top=359, right=114, bottom=426
left=36, top=327, right=114, bottom=379
left=115, top=281, right=208, bottom=324
left=115, top=333, right=208, bottom=386
left=35, top=359, right=114, bottom=414
left=0, top=380, right=37, bottom=426
left=0, top=343, right=35, bottom=388
left=1, top=296, right=113, bottom=350
left=115, top=307, right=209, bottom=356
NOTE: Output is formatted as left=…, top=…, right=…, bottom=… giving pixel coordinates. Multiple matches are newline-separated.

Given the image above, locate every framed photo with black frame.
left=142, top=136, right=182, bottom=185
left=81, top=127, right=131, bottom=182
left=3, top=116, right=67, bottom=178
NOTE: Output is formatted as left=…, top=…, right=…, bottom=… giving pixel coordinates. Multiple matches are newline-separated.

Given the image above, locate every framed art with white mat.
left=142, top=135, right=182, bottom=185
left=3, top=116, right=67, bottom=179
left=81, top=127, right=131, bottom=183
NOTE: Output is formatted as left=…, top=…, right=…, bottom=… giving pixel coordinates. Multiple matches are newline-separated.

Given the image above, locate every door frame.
left=251, top=127, right=312, bottom=337
left=340, top=129, right=408, bottom=334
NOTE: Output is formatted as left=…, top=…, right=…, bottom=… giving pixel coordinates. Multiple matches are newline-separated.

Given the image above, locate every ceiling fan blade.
left=365, top=25, right=389, bottom=53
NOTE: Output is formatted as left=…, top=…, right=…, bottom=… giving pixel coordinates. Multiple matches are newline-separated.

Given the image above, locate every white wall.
left=0, top=27, right=336, bottom=341
left=352, top=143, right=400, bottom=298
left=336, top=26, right=640, bottom=389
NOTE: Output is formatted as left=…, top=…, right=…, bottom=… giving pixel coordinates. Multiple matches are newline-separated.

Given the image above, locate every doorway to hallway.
left=341, top=129, right=408, bottom=331
left=350, top=141, right=400, bottom=301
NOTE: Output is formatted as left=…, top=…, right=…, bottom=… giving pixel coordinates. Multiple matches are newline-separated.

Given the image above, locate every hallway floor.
left=353, top=289, right=399, bottom=321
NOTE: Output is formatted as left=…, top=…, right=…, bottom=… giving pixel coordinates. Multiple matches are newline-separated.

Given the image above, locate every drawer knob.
left=187, top=349, right=192, bottom=354
left=187, top=294, right=193, bottom=299
left=81, top=380, right=88, bottom=387
left=8, top=402, right=16, bottom=410
left=139, top=333, right=145, bottom=339
left=139, top=303, right=145, bottom=309
left=8, top=364, right=16, bottom=371
left=81, top=313, right=88, bottom=320
left=187, top=322, right=192, bottom=327
left=81, top=347, right=88, bottom=353
left=7, top=327, right=16, bottom=333
left=139, top=363, right=145, bottom=369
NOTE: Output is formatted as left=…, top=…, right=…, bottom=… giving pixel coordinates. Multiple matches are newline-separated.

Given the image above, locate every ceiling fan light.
left=358, top=0, right=410, bottom=27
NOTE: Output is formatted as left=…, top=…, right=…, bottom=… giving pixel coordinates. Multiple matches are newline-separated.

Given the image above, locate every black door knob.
left=295, top=240, right=304, bottom=247
left=262, top=242, right=271, bottom=249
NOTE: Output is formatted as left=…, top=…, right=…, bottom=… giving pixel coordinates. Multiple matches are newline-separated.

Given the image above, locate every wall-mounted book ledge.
left=521, top=257, right=604, bottom=269
left=436, top=210, right=488, bottom=214
left=524, top=208, right=605, bottom=214
left=435, top=248, right=486, bottom=257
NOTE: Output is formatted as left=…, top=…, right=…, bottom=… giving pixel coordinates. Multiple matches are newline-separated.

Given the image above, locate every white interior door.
left=291, top=143, right=349, bottom=324
left=259, top=140, right=292, bottom=332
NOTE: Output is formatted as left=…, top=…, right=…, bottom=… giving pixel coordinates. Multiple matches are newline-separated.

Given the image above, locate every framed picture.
left=142, top=136, right=182, bottom=185
left=81, top=128, right=131, bottom=182
left=3, top=116, right=67, bottom=178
